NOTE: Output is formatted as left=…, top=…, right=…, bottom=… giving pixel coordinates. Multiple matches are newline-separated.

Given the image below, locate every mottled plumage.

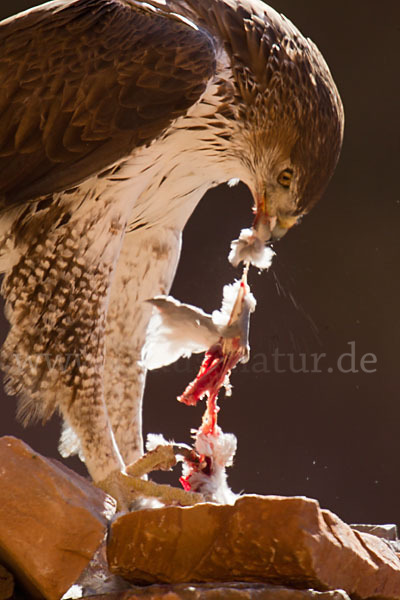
left=0, top=0, right=344, bottom=491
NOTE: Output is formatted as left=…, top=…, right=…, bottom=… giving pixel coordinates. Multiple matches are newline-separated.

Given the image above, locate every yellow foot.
left=96, top=444, right=203, bottom=511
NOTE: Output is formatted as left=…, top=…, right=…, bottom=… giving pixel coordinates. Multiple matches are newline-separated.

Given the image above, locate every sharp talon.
left=125, top=444, right=177, bottom=478
left=98, top=444, right=205, bottom=510
left=97, top=469, right=203, bottom=511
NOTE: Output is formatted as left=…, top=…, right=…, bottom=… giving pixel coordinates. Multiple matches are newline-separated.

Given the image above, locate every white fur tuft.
left=229, top=228, right=275, bottom=269
left=146, top=433, right=171, bottom=451
left=59, top=423, right=85, bottom=461
left=212, top=280, right=256, bottom=328
left=182, top=426, right=238, bottom=504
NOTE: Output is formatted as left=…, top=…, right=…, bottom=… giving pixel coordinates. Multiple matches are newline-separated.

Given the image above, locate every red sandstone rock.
left=0, top=564, right=13, bottom=600
left=0, top=436, right=115, bottom=600
left=88, top=584, right=351, bottom=600
left=107, top=495, right=400, bottom=599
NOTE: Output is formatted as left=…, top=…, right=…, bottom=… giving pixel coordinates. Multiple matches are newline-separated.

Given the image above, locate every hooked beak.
left=253, top=193, right=298, bottom=242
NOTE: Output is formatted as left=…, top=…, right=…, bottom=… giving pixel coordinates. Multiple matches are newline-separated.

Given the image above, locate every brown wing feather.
left=0, top=0, right=216, bottom=206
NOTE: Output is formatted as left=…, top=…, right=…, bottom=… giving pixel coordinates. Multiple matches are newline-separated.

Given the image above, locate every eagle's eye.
left=277, top=169, right=293, bottom=188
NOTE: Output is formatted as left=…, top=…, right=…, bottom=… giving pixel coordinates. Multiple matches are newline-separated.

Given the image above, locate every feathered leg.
left=0, top=196, right=202, bottom=506
left=0, top=193, right=130, bottom=483
left=104, top=226, right=182, bottom=465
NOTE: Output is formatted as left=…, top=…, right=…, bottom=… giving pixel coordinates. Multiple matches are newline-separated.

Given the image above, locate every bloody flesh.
left=178, top=276, right=249, bottom=436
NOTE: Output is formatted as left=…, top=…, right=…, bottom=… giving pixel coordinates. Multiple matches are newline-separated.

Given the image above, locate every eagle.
left=0, top=0, right=343, bottom=504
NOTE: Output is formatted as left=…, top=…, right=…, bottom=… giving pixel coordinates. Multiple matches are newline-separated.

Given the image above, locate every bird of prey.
left=0, top=0, right=344, bottom=502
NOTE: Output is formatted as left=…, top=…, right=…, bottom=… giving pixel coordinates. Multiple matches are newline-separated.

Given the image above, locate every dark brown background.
left=1, top=1, right=399, bottom=527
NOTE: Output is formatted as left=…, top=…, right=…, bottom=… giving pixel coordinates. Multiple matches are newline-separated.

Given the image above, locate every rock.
left=0, top=436, right=115, bottom=600
left=87, top=583, right=351, bottom=600
left=107, top=495, right=400, bottom=600
left=0, top=564, right=13, bottom=600
left=351, top=524, right=400, bottom=554
left=74, top=540, right=132, bottom=597
left=351, top=523, right=398, bottom=541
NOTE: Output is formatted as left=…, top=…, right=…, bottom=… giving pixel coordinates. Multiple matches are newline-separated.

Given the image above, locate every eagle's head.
left=214, top=0, right=345, bottom=243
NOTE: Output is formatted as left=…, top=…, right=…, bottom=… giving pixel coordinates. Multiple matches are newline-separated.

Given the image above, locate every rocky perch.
left=0, top=436, right=399, bottom=600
